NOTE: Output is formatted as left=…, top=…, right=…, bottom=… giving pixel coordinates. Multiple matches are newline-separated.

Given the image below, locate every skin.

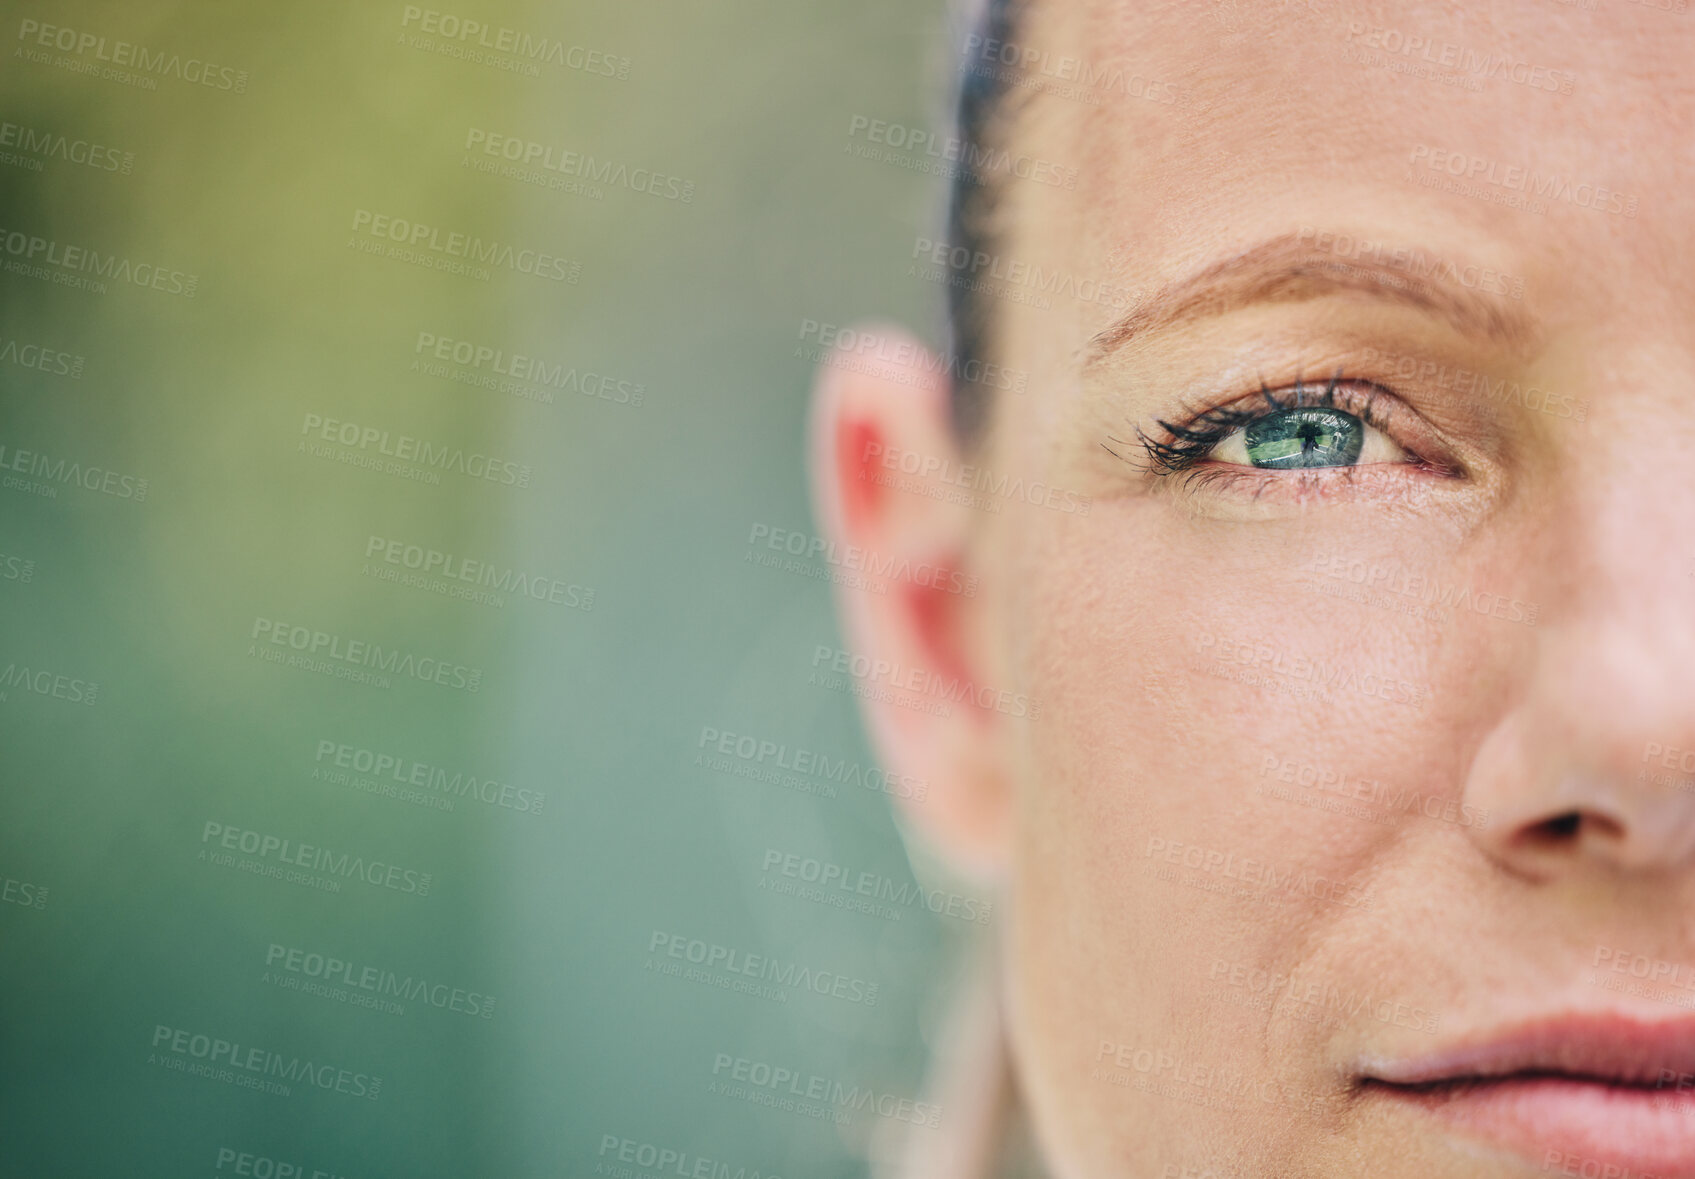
left=810, top=2, right=1695, bottom=1177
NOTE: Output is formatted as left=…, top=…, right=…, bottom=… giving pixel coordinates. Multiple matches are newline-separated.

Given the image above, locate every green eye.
left=1172, top=384, right=1412, bottom=474
left=1240, top=407, right=1364, bottom=469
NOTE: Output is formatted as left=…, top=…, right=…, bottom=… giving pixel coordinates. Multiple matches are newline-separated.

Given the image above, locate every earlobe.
left=807, top=322, right=1014, bottom=878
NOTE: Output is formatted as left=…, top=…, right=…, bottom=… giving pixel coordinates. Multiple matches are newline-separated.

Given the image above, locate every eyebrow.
left=1085, top=232, right=1537, bottom=367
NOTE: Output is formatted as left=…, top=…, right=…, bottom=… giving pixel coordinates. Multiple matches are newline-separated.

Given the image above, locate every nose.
left=1460, top=448, right=1695, bottom=879
left=1463, top=655, right=1695, bottom=878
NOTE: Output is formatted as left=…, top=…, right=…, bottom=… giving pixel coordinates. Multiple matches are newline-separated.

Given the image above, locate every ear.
left=806, top=322, right=1014, bottom=879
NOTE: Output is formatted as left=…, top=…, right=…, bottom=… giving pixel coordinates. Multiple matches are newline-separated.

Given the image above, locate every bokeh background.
left=0, top=1, right=979, bottom=1174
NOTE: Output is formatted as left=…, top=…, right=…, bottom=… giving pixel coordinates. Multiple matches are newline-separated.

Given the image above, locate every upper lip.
left=1361, top=1013, right=1695, bottom=1089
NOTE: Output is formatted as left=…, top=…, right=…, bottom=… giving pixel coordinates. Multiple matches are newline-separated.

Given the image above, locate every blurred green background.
left=0, top=1, right=972, bottom=1174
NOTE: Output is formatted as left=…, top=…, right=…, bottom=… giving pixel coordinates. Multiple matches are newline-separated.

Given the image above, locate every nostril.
left=1516, top=809, right=1628, bottom=850
left=1515, top=810, right=1584, bottom=848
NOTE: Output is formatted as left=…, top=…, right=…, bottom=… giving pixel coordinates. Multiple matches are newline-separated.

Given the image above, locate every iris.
left=1242, top=407, right=1363, bottom=469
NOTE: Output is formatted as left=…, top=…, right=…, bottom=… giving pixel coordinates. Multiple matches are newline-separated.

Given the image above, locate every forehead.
left=989, top=0, right=1695, bottom=345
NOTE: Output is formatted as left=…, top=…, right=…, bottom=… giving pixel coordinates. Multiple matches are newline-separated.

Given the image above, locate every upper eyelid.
left=1205, top=374, right=1385, bottom=423
left=1126, top=376, right=1403, bottom=474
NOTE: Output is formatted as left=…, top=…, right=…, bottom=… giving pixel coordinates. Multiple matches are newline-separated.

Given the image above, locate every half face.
left=815, top=2, right=1695, bottom=1177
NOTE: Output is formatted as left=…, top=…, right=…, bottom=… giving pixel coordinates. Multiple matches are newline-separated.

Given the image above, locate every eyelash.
left=1132, top=371, right=1394, bottom=476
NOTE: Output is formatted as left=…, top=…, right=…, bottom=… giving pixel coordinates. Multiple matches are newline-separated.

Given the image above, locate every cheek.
left=997, top=503, right=1504, bottom=1166
left=1008, top=504, right=1421, bottom=910
left=1007, top=501, right=1498, bottom=888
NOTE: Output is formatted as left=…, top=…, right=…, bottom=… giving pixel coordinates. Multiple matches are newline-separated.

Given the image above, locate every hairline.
left=946, top=0, right=1025, bottom=450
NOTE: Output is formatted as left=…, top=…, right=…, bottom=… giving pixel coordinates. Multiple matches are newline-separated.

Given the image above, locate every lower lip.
left=1374, top=1076, right=1695, bottom=1178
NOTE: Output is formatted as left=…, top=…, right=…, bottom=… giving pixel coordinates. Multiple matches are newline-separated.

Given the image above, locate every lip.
left=1360, top=1014, right=1695, bottom=1178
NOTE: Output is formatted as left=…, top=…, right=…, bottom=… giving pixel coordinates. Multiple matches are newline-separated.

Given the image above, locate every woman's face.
left=815, top=2, right=1695, bottom=1176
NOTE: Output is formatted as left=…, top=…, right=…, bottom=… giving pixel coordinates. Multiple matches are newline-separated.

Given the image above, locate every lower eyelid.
left=1175, top=463, right=1445, bottom=508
